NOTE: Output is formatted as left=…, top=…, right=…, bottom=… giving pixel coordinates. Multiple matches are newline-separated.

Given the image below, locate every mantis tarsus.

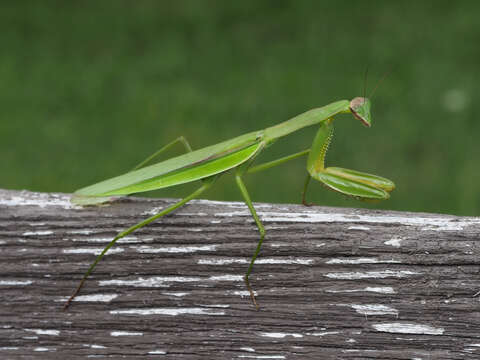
left=65, top=97, right=395, bottom=310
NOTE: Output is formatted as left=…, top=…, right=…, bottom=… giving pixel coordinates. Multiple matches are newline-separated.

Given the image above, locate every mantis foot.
left=244, top=275, right=260, bottom=310
left=301, top=198, right=316, bottom=207
left=301, top=190, right=316, bottom=207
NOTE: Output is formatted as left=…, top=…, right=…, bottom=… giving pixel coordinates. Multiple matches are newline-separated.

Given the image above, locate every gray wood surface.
left=1, top=188, right=480, bottom=359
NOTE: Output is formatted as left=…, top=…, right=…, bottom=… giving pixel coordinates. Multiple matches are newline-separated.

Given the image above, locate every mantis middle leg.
left=237, top=148, right=316, bottom=308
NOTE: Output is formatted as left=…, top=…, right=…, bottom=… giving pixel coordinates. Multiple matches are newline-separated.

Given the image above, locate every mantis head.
left=350, top=97, right=371, bottom=127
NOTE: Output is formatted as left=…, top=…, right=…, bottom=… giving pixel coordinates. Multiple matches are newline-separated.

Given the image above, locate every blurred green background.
left=1, top=1, right=478, bottom=216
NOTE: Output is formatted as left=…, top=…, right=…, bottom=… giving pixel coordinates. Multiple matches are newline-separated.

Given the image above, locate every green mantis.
left=64, top=97, right=395, bottom=310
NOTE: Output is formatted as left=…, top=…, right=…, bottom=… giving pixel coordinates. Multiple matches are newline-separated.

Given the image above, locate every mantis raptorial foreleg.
left=306, top=119, right=394, bottom=200
left=132, top=136, right=193, bottom=171
left=63, top=175, right=218, bottom=309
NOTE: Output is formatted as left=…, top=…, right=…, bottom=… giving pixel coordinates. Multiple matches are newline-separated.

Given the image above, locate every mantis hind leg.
left=64, top=175, right=218, bottom=310
left=235, top=174, right=265, bottom=310
left=132, top=136, right=193, bottom=171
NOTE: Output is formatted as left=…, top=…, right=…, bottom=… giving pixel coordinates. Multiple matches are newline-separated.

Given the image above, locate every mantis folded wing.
left=65, top=97, right=395, bottom=310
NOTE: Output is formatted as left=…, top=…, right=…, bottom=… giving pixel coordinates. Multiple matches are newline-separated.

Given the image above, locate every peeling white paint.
left=253, top=204, right=279, bottom=209
left=210, top=220, right=222, bottom=224
left=185, top=227, right=205, bottom=232
left=148, top=350, right=167, bottom=354
left=0, top=347, right=19, bottom=350
left=143, top=203, right=225, bottom=215
left=100, top=276, right=201, bottom=287
left=232, top=290, right=257, bottom=298
left=269, top=242, right=290, bottom=247
left=110, top=331, right=143, bottom=336
left=215, top=211, right=248, bottom=218
left=63, top=247, right=124, bottom=255
left=261, top=332, right=303, bottom=339
left=348, top=226, right=370, bottom=231
left=265, top=225, right=287, bottom=230
left=25, top=329, right=60, bottom=336
left=0, top=240, right=5, bottom=245
left=162, top=292, right=189, bottom=297
left=372, top=322, right=444, bottom=335
left=364, top=286, right=396, bottom=294
left=198, top=258, right=313, bottom=265
left=111, top=307, right=225, bottom=316
left=306, top=331, right=340, bottom=336
left=182, top=212, right=208, bottom=216
left=56, top=294, right=118, bottom=303
left=350, top=304, right=399, bottom=316
left=22, top=230, right=53, bottom=236
left=142, top=207, right=163, bottom=216
left=83, top=344, right=107, bottom=349
left=326, top=286, right=395, bottom=294
left=134, top=244, right=216, bottom=253
left=325, top=270, right=420, bottom=280
left=34, top=347, right=52, bottom=352
left=70, top=236, right=144, bottom=244
left=0, top=192, right=80, bottom=209
left=240, top=347, right=255, bottom=352
left=385, top=236, right=404, bottom=247
left=465, top=345, right=480, bottom=353
left=68, top=229, right=94, bottom=235
left=217, top=209, right=479, bottom=232
left=238, top=356, right=285, bottom=359
left=326, top=257, right=399, bottom=264
left=0, top=280, right=32, bottom=286
left=209, top=275, right=243, bottom=281
left=191, top=199, right=245, bottom=207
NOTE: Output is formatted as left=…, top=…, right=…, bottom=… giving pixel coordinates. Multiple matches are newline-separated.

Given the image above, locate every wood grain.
left=1, top=189, right=480, bottom=359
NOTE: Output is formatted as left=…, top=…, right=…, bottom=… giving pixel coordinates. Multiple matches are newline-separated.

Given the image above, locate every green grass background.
left=1, top=1, right=479, bottom=216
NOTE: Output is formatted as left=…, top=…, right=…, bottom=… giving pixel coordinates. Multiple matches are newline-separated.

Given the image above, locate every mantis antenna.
left=369, top=67, right=395, bottom=99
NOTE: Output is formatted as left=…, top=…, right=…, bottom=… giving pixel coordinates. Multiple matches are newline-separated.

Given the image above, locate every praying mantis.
left=64, top=97, right=395, bottom=310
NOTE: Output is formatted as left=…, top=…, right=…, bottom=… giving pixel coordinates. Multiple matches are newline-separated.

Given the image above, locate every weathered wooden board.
left=1, top=188, right=480, bottom=359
